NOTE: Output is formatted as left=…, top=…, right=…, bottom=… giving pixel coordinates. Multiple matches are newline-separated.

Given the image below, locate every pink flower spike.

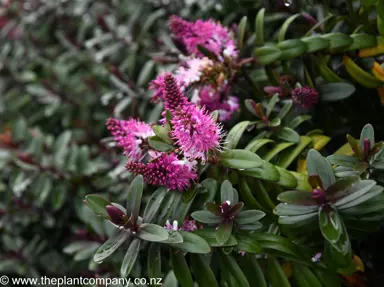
left=169, top=16, right=238, bottom=59
left=163, top=73, right=190, bottom=112
left=291, top=86, right=319, bottom=108
left=171, top=105, right=223, bottom=160
left=106, top=118, right=154, bottom=161
left=126, top=153, right=197, bottom=191
left=176, top=57, right=213, bottom=86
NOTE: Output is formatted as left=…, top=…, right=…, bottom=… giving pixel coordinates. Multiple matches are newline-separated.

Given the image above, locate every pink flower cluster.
left=108, top=74, right=223, bottom=191
left=170, top=15, right=238, bottom=59
left=164, top=218, right=198, bottom=232
left=149, top=16, right=240, bottom=122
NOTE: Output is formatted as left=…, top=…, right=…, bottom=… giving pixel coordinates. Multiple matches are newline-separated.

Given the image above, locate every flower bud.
left=106, top=205, right=126, bottom=225
left=220, top=200, right=232, bottom=215
left=312, top=188, right=326, bottom=204
left=363, top=138, right=371, bottom=159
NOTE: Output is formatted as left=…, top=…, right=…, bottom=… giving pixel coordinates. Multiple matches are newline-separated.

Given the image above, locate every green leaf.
left=173, top=191, right=197, bottom=224
left=194, top=228, right=237, bottom=247
left=292, top=264, right=322, bottom=287
left=254, top=46, right=282, bottom=65
left=301, top=36, right=331, bottom=53
left=225, top=121, right=250, bottom=149
left=170, top=231, right=211, bottom=253
left=337, top=185, right=383, bottom=210
left=278, top=13, right=301, bottom=42
left=191, top=210, right=221, bottom=224
left=85, top=195, right=111, bottom=219
left=236, top=232, right=263, bottom=254
left=94, top=230, right=130, bottom=263
left=318, top=83, right=356, bottom=102
left=238, top=178, right=267, bottom=212
left=220, top=149, right=264, bottom=169
left=242, top=256, right=267, bottom=287
left=120, top=238, right=141, bottom=278
left=289, top=115, right=312, bottom=130
left=237, top=16, right=247, bottom=49
left=306, top=149, right=336, bottom=189
left=275, top=167, right=298, bottom=188
left=216, top=221, right=233, bottom=245
left=221, top=180, right=238, bottom=204
left=277, top=39, right=307, bottom=61
left=126, top=175, right=143, bottom=225
left=264, top=142, right=295, bottom=162
left=319, top=205, right=343, bottom=244
left=241, top=162, right=280, bottom=183
left=277, top=101, right=293, bottom=119
left=334, top=179, right=376, bottom=207
left=148, top=136, right=174, bottom=152
left=378, top=0, right=384, bottom=36
left=276, top=136, right=313, bottom=169
left=170, top=250, right=194, bottom=287
left=255, top=8, right=265, bottom=46
left=148, top=244, right=162, bottom=287
left=160, top=230, right=184, bottom=244
left=221, top=253, right=250, bottom=287
left=53, top=131, right=71, bottom=169
left=266, top=94, right=279, bottom=117
left=278, top=127, right=300, bottom=143
left=235, top=210, right=265, bottom=224
left=322, top=33, right=354, bottom=50
left=327, top=155, right=361, bottom=167
left=153, top=125, right=172, bottom=145
left=277, top=190, right=317, bottom=205
left=360, top=123, right=375, bottom=150
left=267, top=257, right=291, bottom=287
left=323, top=224, right=352, bottom=269
left=190, top=254, right=219, bottom=287
left=274, top=203, right=318, bottom=216
left=143, top=187, right=167, bottom=223
left=313, top=269, right=342, bottom=287
left=278, top=212, right=318, bottom=226
left=137, top=60, right=155, bottom=86
left=138, top=223, right=169, bottom=242
left=346, top=34, right=377, bottom=51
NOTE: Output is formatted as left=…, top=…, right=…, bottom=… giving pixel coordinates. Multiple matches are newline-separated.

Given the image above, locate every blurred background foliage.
left=1, top=0, right=384, bottom=285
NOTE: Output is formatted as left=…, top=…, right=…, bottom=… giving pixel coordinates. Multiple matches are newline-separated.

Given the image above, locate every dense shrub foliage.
left=2, top=0, right=384, bottom=286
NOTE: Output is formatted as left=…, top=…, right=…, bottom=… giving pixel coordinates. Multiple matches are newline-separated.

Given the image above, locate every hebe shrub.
left=2, top=0, right=384, bottom=286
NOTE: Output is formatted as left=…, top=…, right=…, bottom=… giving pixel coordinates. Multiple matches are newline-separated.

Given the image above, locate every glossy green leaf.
left=143, top=187, right=167, bottom=223
left=190, top=254, right=219, bottom=287
left=160, top=230, right=184, bottom=244
left=138, top=223, right=169, bottom=242
left=120, top=238, right=141, bottom=278
left=319, top=205, right=342, bottom=244
left=277, top=39, right=307, bottom=60
left=278, top=127, right=300, bottom=143
left=191, top=210, right=221, bottom=224
left=346, top=34, right=377, bottom=51
left=292, top=264, right=322, bottom=287
left=237, top=16, right=247, bottom=49
left=277, top=100, right=293, bottom=119
left=278, top=13, right=301, bottom=42
left=318, top=83, right=356, bottom=102
left=221, top=180, right=239, bottom=205
left=264, top=142, right=295, bottom=162
left=254, top=46, right=282, bottom=65
left=277, top=190, right=317, bottom=205
left=243, top=256, right=267, bottom=287
left=241, top=162, right=280, bottom=184
left=170, top=250, right=194, bottom=287
left=274, top=203, right=318, bottom=216
left=266, top=94, right=279, bottom=117
left=149, top=136, right=174, bottom=152
left=153, top=125, right=172, bottom=144
left=255, top=8, right=265, bottom=46
left=275, top=167, right=298, bottom=188
left=221, top=253, right=250, bottom=287
left=85, top=195, right=111, bottom=219
left=194, top=228, right=237, bottom=247
left=338, top=185, right=383, bottom=210
left=301, top=36, right=330, bottom=53
left=238, top=178, right=267, bottom=212
left=278, top=212, right=317, bottom=226
left=267, top=257, right=291, bottom=287
left=225, top=121, right=250, bottom=149
left=289, top=115, right=312, bottom=130
left=322, top=33, right=354, bottom=50
left=245, top=138, right=274, bottom=153
left=220, top=149, right=264, bottom=169
left=236, top=232, right=263, bottom=254
left=216, top=221, right=233, bottom=245
left=148, top=244, right=162, bottom=286
left=94, top=230, right=130, bottom=263
left=334, top=180, right=376, bottom=207
left=327, top=155, right=361, bottom=167
left=170, top=231, right=211, bottom=254
left=235, top=210, right=265, bottom=224
left=126, top=175, right=143, bottom=225
left=306, top=149, right=336, bottom=189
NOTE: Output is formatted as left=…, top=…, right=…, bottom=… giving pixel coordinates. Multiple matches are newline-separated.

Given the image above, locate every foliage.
left=2, top=0, right=384, bottom=286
